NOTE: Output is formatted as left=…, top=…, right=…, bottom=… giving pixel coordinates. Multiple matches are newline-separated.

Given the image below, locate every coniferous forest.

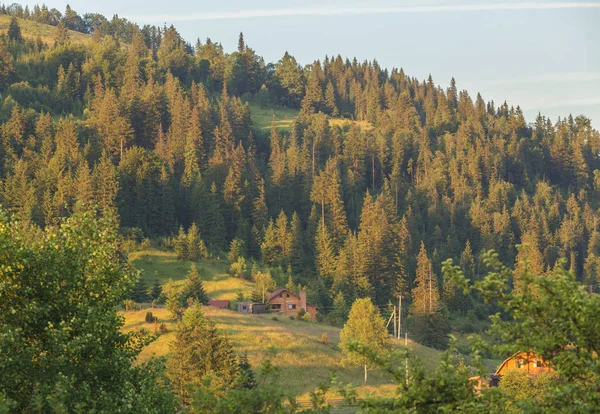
left=1, top=3, right=600, bottom=413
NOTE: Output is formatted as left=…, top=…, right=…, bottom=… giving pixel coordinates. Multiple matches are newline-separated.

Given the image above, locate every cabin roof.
left=268, top=288, right=316, bottom=308
left=207, top=299, right=230, bottom=309
left=494, top=351, right=537, bottom=375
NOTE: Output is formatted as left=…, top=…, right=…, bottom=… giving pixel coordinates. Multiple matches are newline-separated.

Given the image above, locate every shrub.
left=289, top=316, right=295, bottom=320
left=321, top=332, right=328, bottom=344
left=271, top=316, right=278, bottom=321
left=145, top=311, right=156, bottom=323
left=229, top=256, right=248, bottom=279
left=159, top=323, right=169, bottom=334
left=123, top=299, right=136, bottom=311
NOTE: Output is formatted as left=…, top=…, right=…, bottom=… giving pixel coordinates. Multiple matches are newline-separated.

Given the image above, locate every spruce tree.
left=174, top=225, right=188, bottom=261
left=411, top=242, right=441, bottom=315
left=167, top=305, right=240, bottom=404
left=182, top=264, right=209, bottom=305
left=8, top=17, right=23, bottom=42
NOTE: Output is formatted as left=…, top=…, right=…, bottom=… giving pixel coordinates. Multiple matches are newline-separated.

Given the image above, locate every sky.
left=19, top=0, right=600, bottom=126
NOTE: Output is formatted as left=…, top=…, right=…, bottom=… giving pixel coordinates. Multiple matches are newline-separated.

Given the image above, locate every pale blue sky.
left=20, top=0, right=600, bottom=126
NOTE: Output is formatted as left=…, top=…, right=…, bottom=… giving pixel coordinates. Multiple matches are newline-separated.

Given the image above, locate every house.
left=470, top=351, right=554, bottom=391
left=237, top=302, right=266, bottom=314
left=268, top=288, right=317, bottom=320
left=490, top=351, right=554, bottom=386
left=207, top=299, right=230, bottom=309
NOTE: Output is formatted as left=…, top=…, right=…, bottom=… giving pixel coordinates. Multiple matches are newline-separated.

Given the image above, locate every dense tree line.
left=0, top=8, right=599, bottom=327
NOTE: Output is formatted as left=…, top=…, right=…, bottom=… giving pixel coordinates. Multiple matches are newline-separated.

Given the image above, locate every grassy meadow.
left=129, top=249, right=254, bottom=301
left=248, top=101, right=373, bottom=133
left=122, top=306, right=442, bottom=401
left=125, top=248, right=444, bottom=400
left=125, top=248, right=501, bottom=401
left=0, top=15, right=94, bottom=46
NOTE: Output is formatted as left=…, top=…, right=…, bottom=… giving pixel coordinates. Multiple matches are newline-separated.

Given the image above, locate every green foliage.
left=229, top=256, right=248, bottom=279
left=408, top=312, right=451, bottom=350
left=0, top=209, right=175, bottom=412
left=151, top=279, right=163, bottom=300
left=145, top=311, right=157, bottom=323
left=165, top=289, right=185, bottom=319
left=182, top=264, right=209, bottom=304
left=339, top=298, right=391, bottom=384
left=167, top=304, right=241, bottom=405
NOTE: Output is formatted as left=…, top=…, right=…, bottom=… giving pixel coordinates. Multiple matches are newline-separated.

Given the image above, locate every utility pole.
left=405, top=332, right=409, bottom=386
left=394, top=306, right=398, bottom=338
left=398, top=296, right=402, bottom=339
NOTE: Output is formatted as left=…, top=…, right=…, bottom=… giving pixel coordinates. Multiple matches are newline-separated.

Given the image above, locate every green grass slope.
left=123, top=306, right=442, bottom=400
left=248, top=101, right=373, bottom=133
left=0, top=15, right=94, bottom=45
left=129, top=249, right=254, bottom=301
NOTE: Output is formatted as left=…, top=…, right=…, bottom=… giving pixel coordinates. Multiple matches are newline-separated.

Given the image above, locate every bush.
left=159, top=323, right=169, bottom=334
left=296, top=308, right=306, bottom=319
left=289, top=316, right=295, bottom=320
left=321, top=332, right=328, bottom=344
left=271, top=316, right=278, bottom=321
left=229, top=256, right=248, bottom=279
left=145, top=311, right=156, bottom=323
left=123, top=299, right=136, bottom=311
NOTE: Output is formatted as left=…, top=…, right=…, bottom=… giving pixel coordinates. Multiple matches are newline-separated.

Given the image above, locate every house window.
left=242, top=305, right=247, bottom=310
left=286, top=294, right=290, bottom=298
left=271, top=304, right=281, bottom=310
left=288, top=304, right=296, bottom=310
left=534, top=361, right=542, bottom=368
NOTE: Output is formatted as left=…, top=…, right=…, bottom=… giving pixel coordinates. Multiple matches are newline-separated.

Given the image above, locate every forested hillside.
left=1, top=2, right=599, bottom=322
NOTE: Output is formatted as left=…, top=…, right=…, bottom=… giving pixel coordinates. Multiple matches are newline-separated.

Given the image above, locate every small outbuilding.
left=237, top=302, right=266, bottom=314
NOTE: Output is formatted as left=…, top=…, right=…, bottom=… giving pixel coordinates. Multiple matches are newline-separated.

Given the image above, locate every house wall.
left=269, top=292, right=316, bottom=319
left=497, top=352, right=552, bottom=376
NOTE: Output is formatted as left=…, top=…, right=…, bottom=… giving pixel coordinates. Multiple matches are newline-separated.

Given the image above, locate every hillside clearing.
left=123, top=306, right=440, bottom=400
left=129, top=249, right=254, bottom=301
left=0, top=15, right=94, bottom=45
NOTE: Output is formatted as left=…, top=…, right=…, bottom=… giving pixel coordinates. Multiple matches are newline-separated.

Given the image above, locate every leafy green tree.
left=339, top=298, right=390, bottom=384
left=251, top=270, right=276, bottom=304
left=0, top=209, right=175, bottom=412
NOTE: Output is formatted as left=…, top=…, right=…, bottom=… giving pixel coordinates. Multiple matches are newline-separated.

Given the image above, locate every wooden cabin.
left=495, top=351, right=552, bottom=376
left=490, top=351, right=554, bottom=386
left=267, top=288, right=317, bottom=320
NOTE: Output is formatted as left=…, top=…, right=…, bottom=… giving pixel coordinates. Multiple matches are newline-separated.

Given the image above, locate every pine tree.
left=182, top=264, right=209, bottom=305
left=151, top=280, right=163, bottom=301
left=8, top=17, right=23, bottom=42
left=411, top=242, right=441, bottom=315
left=167, top=305, right=240, bottom=404
left=174, top=226, right=188, bottom=261
left=330, top=291, right=348, bottom=326
left=315, top=222, right=336, bottom=281
left=187, top=222, right=202, bottom=261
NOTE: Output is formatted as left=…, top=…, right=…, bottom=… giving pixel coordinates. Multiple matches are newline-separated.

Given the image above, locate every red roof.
left=208, top=300, right=230, bottom=309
